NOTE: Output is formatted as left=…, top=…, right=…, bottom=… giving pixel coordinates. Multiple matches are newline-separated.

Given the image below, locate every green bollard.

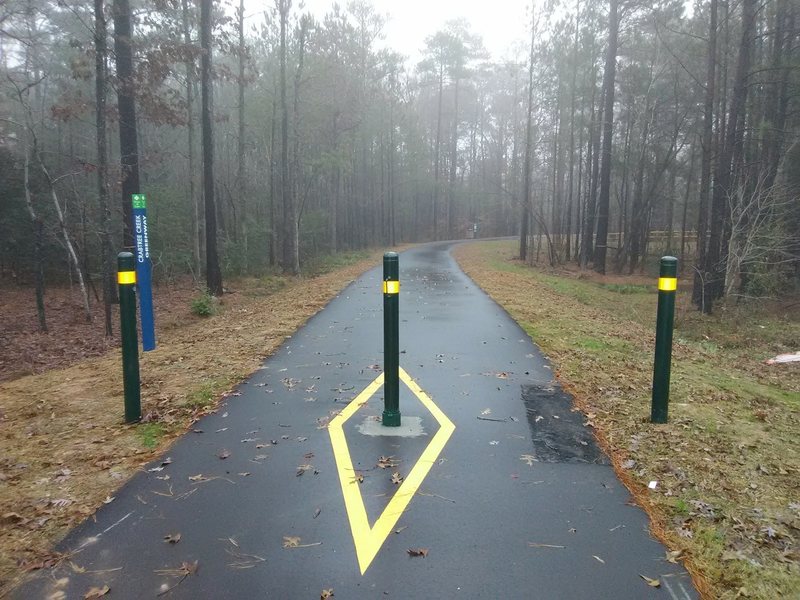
left=651, top=256, right=677, bottom=423
left=382, top=252, right=401, bottom=427
left=118, top=252, right=141, bottom=423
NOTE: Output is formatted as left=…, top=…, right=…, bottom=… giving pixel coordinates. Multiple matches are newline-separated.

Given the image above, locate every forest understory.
left=454, top=240, right=800, bottom=600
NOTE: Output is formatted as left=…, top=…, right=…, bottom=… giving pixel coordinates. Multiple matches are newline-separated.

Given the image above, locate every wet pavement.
left=15, top=241, right=698, bottom=599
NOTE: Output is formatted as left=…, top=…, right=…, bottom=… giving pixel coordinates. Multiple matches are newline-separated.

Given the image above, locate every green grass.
left=674, top=498, right=690, bottom=516
left=601, top=283, right=651, bottom=294
left=185, top=375, right=243, bottom=410
left=137, top=423, right=165, bottom=449
left=186, top=379, right=226, bottom=409
left=577, top=337, right=610, bottom=351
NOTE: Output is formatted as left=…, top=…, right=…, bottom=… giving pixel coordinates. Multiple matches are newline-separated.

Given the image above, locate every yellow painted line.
left=658, top=277, right=677, bottom=291
left=328, top=368, right=455, bottom=574
left=117, top=271, right=136, bottom=285
left=382, top=280, right=400, bottom=294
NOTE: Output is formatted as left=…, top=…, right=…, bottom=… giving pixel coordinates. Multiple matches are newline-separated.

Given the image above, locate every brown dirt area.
left=453, top=240, right=800, bottom=600
left=0, top=249, right=389, bottom=596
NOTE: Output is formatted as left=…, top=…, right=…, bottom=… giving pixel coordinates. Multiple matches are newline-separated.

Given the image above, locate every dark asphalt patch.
left=522, top=384, right=609, bottom=464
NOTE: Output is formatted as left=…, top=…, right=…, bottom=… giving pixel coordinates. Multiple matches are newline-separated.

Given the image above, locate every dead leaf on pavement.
left=283, top=536, right=301, bottom=548
left=296, top=464, right=313, bottom=476
left=321, top=589, right=334, bottom=599
left=283, top=536, right=321, bottom=549
left=218, top=449, right=231, bottom=460
left=83, top=585, right=110, bottom=599
left=520, top=454, right=536, bottom=466
left=407, top=548, right=429, bottom=557
left=164, top=533, right=181, bottom=544
left=640, top=574, right=661, bottom=588
left=377, top=456, right=399, bottom=469
left=188, top=474, right=207, bottom=481
left=394, top=526, right=407, bottom=534
left=391, top=472, right=403, bottom=485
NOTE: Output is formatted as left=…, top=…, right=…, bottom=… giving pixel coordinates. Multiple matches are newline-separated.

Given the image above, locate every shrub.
left=191, top=290, right=216, bottom=317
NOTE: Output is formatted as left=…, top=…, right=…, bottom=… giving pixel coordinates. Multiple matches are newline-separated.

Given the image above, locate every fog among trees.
left=1, top=0, right=798, bottom=329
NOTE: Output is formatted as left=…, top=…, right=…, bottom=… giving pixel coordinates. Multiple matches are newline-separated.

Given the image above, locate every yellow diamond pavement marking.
left=328, top=367, right=455, bottom=574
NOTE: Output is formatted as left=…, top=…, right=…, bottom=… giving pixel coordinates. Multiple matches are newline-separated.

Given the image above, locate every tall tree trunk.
left=433, top=61, right=444, bottom=240
left=594, top=0, right=619, bottom=275
left=23, top=143, right=47, bottom=332
left=290, top=17, right=307, bottom=275
left=94, top=0, right=113, bottom=336
left=201, top=0, right=223, bottom=295
left=330, top=112, right=340, bottom=253
left=269, top=85, right=278, bottom=266
left=565, top=0, right=580, bottom=262
left=580, top=63, right=601, bottom=267
left=38, top=161, right=92, bottom=322
left=277, top=0, right=297, bottom=274
left=704, top=0, right=754, bottom=312
left=448, top=77, right=459, bottom=239
left=112, top=0, right=140, bottom=248
left=237, top=0, right=247, bottom=272
left=628, top=98, right=653, bottom=273
left=692, top=0, right=717, bottom=309
left=680, top=144, right=696, bottom=272
left=762, top=0, right=790, bottom=189
left=181, top=0, right=201, bottom=278
left=520, top=6, right=536, bottom=260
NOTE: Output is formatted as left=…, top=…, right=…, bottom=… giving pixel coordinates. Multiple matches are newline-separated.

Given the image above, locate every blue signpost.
left=132, top=194, right=156, bottom=351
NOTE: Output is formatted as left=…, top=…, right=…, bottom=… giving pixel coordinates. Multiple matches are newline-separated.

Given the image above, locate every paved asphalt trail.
left=16, top=241, right=698, bottom=599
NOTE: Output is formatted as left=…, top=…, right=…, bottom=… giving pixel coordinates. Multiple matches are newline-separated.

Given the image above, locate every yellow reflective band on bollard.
left=118, top=270, right=137, bottom=285
left=658, top=277, right=677, bottom=291
left=382, top=280, right=399, bottom=294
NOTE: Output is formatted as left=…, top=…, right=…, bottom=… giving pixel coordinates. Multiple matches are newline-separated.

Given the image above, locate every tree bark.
left=433, top=60, right=444, bottom=240
left=520, top=6, right=536, bottom=261
left=23, top=143, right=47, bottom=332
left=181, top=0, right=201, bottom=278
left=112, top=0, right=140, bottom=248
left=448, top=77, right=459, bottom=238
left=277, top=0, right=297, bottom=274
left=201, top=0, right=223, bottom=295
left=94, top=0, right=113, bottom=336
left=593, top=0, right=619, bottom=275
left=692, top=0, right=717, bottom=309
left=237, top=0, right=247, bottom=271
left=704, top=0, right=755, bottom=312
